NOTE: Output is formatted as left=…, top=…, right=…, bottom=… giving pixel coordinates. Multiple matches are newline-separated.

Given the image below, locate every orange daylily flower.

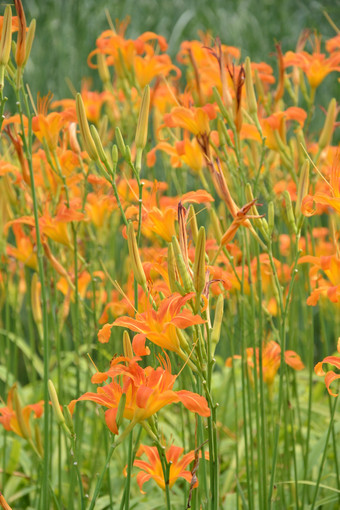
left=72, top=356, right=210, bottom=434
left=241, top=107, right=307, bottom=150
left=6, top=224, right=37, bottom=270
left=133, top=443, right=209, bottom=493
left=163, top=104, right=216, bottom=136
left=6, top=200, right=85, bottom=246
left=298, top=254, right=340, bottom=305
left=284, top=37, right=340, bottom=89
left=0, top=386, right=44, bottom=438
left=302, top=151, right=340, bottom=216
left=315, top=338, right=340, bottom=396
left=98, top=292, right=205, bottom=356
left=226, top=340, right=304, bottom=387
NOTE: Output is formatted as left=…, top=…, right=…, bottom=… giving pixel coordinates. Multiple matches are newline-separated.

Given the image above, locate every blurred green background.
left=22, top=0, right=340, bottom=99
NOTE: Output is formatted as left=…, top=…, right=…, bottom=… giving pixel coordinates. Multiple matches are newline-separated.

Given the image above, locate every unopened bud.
left=123, top=330, right=133, bottom=359
left=193, top=227, right=206, bottom=296
left=318, top=98, right=336, bottom=150
left=63, top=405, right=75, bottom=435
left=172, top=236, right=195, bottom=293
left=209, top=208, right=223, bottom=244
left=112, top=144, right=118, bottom=173
left=31, top=273, right=42, bottom=337
left=211, top=294, right=224, bottom=354
left=23, top=19, right=36, bottom=67
left=187, top=204, right=198, bottom=245
left=14, top=0, right=26, bottom=68
left=97, top=52, right=110, bottom=85
left=0, top=6, right=12, bottom=66
left=283, top=190, right=297, bottom=234
left=127, top=222, right=147, bottom=289
left=115, top=127, right=126, bottom=158
left=135, top=85, right=150, bottom=151
left=245, top=57, right=257, bottom=115
left=48, top=380, right=65, bottom=427
left=76, top=93, right=99, bottom=161
left=90, top=124, right=109, bottom=166
left=295, top=159, right=309, bottom=219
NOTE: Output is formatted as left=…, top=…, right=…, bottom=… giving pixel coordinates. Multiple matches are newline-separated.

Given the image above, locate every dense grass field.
left=0, top=1, right=340, bottom=509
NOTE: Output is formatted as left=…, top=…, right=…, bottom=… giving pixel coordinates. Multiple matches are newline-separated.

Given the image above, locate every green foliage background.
left=25, top=0, right=339, bottom=99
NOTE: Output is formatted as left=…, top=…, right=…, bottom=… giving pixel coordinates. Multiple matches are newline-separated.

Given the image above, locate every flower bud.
left=63, top=405, right=75, bottom=435
left=245, top=57, right=257, bottom=115
left=31, top=273, right=43, bottom=337
left=97, top=52, right=110, bottom=86
left=14, top=0, right=26, bottom=68
left=193, top=227, right=206, bottom=296
left=90, top=124, right=109, bottom=166
left=187, top=204, right=198, bottom=245
left=211, top=294, right=224, bottom=355
left=112, top=144, right=118, bottom=173
left=283, top=190, right=297, bottom=234
left=127, top=222, right=147, bottom=289
left=318, top=98, right=336, bottom=150
left=123, top=330, right=133, bottom=359
left=0, top=6, right=12, bottom=91
left=135, top=85, right=150, bottom=151
left=209, top=208, right=223, bottom=244
left=295, top=159, right=309, bottom=219
left=23, top=19, right=36, bottom=67
left=69, top=122, right=81, bottom=153
left=172, top=236, right=195, bottom=293
left=48, top=380, right=65, bottom=427
left=76, top=93, right=99, bottom=161
left=0, top=6, right=12, bottom=66
left=115, top=127, right=126, bottom=158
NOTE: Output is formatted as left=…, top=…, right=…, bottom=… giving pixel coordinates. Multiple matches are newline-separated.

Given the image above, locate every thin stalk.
left=15, top=84, right=50, bottom=510
left=310, top=395, right=339, bottom=510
